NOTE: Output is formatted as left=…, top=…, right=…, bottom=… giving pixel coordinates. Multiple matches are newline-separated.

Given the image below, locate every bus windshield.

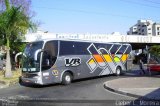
left=22, top=41, right=44, bottom=73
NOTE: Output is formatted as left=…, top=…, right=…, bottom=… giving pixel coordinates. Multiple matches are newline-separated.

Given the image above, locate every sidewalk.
left=0, top=81, right=9, bottom=89
left=0, top=82, right=9, bottom=89
left=0, top=70, right=21, bottom=89
left=0, top=79, right=19, bottom=89
left=104, top=70, right=160, bottom=100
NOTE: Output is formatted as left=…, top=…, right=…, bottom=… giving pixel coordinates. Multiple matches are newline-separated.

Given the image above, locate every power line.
left=32, top=6, right=160, bottom=22
left=119, top=0, right=160, bottom=9
left=143, top=0, right=160, bottom=5
left=33, top=6, right=146, bottom=20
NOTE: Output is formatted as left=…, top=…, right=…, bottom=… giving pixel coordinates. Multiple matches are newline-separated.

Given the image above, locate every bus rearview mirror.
left=34, top=49, right=43, bottom=61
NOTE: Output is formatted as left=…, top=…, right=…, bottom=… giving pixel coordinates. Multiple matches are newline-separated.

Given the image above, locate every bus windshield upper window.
left=24, top=41, right=43, bottom=58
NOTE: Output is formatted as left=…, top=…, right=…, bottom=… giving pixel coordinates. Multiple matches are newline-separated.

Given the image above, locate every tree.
left=0, top=0, right=36, bottom=78
left=0, top=0, right=32, bottom=16
left=149, top=45, right=160, bottom=56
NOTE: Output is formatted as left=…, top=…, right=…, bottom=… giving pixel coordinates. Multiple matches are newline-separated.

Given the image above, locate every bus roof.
left=31, top=38, right=131, bottom=45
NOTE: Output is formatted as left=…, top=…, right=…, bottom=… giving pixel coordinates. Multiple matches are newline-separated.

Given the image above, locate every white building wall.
left=153, top=24, right=160, bottom=36
left=24, top=31, right=160, bottom=44
left=146, top=25, right=152, bottom=36
left=127, top=20, right=159, bottom=36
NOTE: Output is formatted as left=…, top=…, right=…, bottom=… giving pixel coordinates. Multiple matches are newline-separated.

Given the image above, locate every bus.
left=20, top=39, right=132, bottom=85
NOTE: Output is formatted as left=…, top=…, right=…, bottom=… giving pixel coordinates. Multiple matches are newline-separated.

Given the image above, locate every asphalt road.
left=0, top=75, right=136, bottom=106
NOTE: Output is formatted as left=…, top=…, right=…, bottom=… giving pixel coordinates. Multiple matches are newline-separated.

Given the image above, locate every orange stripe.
left=93, top=55, right=104, bottom=63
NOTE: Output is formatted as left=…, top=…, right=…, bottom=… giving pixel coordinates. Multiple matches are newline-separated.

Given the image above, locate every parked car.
left=147, top=64, right=160, bottom=72
left=147, top=55, right=160, bottom=72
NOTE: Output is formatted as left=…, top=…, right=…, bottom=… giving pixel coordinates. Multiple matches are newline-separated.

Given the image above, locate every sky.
left=31, top=0, right=160, bottom=34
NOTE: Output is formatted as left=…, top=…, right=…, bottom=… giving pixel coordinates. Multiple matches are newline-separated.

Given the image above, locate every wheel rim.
left=65, top=75, right=71, bottom=82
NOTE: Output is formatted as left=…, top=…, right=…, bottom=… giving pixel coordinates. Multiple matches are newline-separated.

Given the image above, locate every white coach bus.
left=20, top=39, right=132, bottom=85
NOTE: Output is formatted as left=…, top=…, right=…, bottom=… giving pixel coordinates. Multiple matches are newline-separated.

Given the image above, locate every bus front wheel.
left=62, top=72, right=72, bottom=85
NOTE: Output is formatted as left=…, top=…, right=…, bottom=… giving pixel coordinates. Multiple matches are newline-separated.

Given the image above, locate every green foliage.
left=0, top=0, right=37, bottom=78
left=11, top=42, right=26, bottom=52
left=0, top=0, right=36, bottom=49
left=0, top=5, right=36, bottom=48
left=149, top=45, right=160, bottom=56
left=0, top=0, right=32, bottom=17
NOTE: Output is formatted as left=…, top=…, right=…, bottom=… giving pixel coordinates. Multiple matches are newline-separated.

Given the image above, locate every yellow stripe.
left=89, top=59, right=95, bottom=64
left=103, top=55, right=113, bottom=62
left=121, top=54, right=128, bottom=62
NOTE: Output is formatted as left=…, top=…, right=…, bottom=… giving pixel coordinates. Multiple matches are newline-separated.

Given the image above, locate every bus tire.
left=62, top=72, right=72, bottom=85
left=115, top=67, right=122, bottom=76
left=19, top=77, right=23, bottom=85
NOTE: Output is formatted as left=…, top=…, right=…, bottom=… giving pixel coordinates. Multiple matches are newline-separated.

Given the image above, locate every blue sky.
left=31, top=0, right=160, bottom=34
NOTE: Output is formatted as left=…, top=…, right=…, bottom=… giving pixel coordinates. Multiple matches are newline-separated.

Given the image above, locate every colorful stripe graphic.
left=88, top=58, right=97, bottom=72
left=114, top=56, right=121, bottom=62
left=121, top=54, right=128, bottom=62
left=87, top=44, right=106, bottom=67
left=93, top=55, right=106, bottom=67
left=103, top=55, right=113, bottom=62
left=87, top=43, right=131, bottom=75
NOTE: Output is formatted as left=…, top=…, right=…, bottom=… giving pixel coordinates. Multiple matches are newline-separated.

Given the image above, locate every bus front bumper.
left=20, top=76, right=43, bottom=85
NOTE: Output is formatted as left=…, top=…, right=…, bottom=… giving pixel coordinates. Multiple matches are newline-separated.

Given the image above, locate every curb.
left=103, top=83, right=153, bottom=100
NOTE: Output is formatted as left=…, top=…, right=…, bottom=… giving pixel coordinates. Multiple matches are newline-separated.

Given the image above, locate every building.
left=153, top=23, right=160, bottom=36
left=127, top=20, right=160, bottom=36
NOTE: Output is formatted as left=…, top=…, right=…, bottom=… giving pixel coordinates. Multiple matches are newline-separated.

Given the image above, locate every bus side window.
left=59, top=41, right=75, bottom=56
left=110, top=45, right=121, bottom=54
left=94, top=43, right=112, bottom=54
left=117, top=45, right=127, bottom=54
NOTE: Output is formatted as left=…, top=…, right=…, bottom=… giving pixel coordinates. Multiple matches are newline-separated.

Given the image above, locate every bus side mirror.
left=34, top=49, right=43, bottom=61
left=15, top=52, right=26, bottom=62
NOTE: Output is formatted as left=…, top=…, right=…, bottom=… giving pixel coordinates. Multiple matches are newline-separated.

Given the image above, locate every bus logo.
left=65, top=58, right=81, bottom=67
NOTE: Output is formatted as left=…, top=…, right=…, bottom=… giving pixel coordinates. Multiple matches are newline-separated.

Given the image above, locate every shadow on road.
left=125, top=88, right=160, bottom=106
left=119, top=69, right=160, bottom=106
left=122, top=69, right=160, bottom=78
left=19, top=74, right=117, bottom=88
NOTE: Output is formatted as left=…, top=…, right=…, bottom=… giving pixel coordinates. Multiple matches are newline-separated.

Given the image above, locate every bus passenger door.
left=41, top=41, right=58, bottom=84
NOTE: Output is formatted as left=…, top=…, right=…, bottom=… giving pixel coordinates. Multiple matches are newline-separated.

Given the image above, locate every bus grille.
left=22, top=73, right=38, bottom=78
